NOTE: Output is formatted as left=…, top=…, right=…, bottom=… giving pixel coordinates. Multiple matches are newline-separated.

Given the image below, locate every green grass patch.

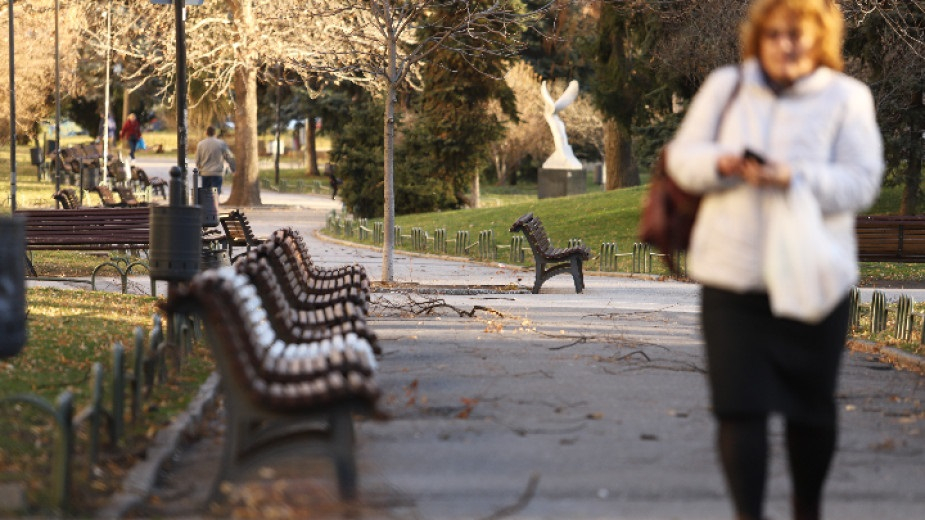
left=393, top=185, right=647, bottom=254
left=0, top=288, right=214, bottom=515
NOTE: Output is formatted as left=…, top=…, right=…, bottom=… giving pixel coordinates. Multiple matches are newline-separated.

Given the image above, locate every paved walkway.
left=68, top=158, right=925, bottom=518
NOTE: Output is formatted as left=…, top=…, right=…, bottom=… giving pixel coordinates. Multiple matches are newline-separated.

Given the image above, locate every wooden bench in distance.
left=856, top=215, right=925, bottom=263
left=16, top=207, right=153, bottom=294
left=53, top=188, right=82, bottom=209
left=510, top=212, right=591, bottom=294
left=219, top=209, right=267, bottom=261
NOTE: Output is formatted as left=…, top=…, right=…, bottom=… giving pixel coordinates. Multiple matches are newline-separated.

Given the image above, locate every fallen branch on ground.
left=373, top=294, right=508, bottom=318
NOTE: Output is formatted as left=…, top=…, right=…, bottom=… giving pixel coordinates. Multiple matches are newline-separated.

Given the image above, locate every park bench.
left=53, top=188, right=82, bottom=209
left=48, top=148, right=81, bottom=185
left=510, top=212, right=591, bottom=294
left=135, top=168, right=168, bottom=198
left=238, top=229, right=378, bottom=353
left=219, top=209, right=267, bottom=261
left=175, top=266, right=380, bottom=500
left=855, top=215, right=925, bottom=263
left=260, top=228, right=371, bottom=310
left=113, top=186, right=147, bottom=207
left=235, top=251, right=379, bottom=354
left=90, top=185, right=126, bottom=207
left=16, top=207, right=153, bottom=294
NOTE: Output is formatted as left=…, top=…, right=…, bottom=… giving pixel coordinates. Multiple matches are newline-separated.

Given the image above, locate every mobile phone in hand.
left=744, top=149, right=767, bottom=164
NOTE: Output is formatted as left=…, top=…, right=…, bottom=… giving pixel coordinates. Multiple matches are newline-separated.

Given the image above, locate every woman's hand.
left=741, top=158, right=792, bottom=188
left=717, top=153, right=791, bottom=188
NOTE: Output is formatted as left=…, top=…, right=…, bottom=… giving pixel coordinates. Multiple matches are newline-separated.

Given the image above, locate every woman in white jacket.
left=667, top=1, right=884, bottom=519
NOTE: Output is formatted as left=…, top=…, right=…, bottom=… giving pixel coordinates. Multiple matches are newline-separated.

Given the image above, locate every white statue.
left=541, top=79, right=583, bottom=170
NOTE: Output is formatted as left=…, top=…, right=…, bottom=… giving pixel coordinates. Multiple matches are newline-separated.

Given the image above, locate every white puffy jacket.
left=667, top=58, right=885, bottom=293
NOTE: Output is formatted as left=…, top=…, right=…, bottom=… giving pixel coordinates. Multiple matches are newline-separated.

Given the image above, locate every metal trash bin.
left=198, top=187, right=219, bottom=228
left=149, top=205, right=202, bottom=282
left=0, top=216, right=27, bottom=358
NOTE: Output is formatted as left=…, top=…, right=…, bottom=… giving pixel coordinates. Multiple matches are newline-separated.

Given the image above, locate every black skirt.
left=701, top=286, right=850, bottom=424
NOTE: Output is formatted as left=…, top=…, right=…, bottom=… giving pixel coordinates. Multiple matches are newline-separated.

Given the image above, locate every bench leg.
left=330, top=408, right=358, bottom=500
left=570, top=258, right=585, bottom=294
left=532, top=259, right=546, bottom=294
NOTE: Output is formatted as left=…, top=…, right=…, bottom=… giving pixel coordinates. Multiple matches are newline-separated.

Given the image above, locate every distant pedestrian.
left=119, top=113, right=142, bottom=160
left=326, top=164, right=341, bottom=200
left=196, top=126, right=235, bottom=195
left=666, top=1, right=884, bottom=519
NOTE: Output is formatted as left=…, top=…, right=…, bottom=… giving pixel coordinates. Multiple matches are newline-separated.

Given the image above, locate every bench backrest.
left=220, top=209, right=261, bottom=246
left=187, top=268, right=378, bottom=410
left=114, top=186, right=143, bottom=207
left=240, top=233, right=369, bottom=313
left=511, top=212, right=556, bottom=252
left=53, top=189, right=81, bottom=209
left=856, top=216, right=925, bottom=262
left=235, top=255, right=367, bottom=340
left=92, top=185, right=122, bottom=207
left=275, top=228, right=370, bottom=292
left=17, top=207, right=150, bottom=249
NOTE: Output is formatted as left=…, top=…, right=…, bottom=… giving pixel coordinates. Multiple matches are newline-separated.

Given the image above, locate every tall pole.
left=274, top=62, right=281, bottom=185
left=54, top=0, right=62, bottom=204
left=175, top=0, right=189, bottom=201
left=8, top=0, right=16, bottom=212
left=102, top=0, right=112, bottom=183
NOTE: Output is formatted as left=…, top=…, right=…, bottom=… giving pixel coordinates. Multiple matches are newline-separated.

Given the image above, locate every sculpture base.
left=538, top=168, right=586, bottom=199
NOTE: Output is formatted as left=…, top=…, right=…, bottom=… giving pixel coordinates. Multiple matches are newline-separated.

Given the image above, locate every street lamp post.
left=102, top=0, right=112, bottom=184
left=54, top=0, right=62, bottom=205
left=151, top=0, right=202, bottom=201
left=8, top=0, right=16, bottom=211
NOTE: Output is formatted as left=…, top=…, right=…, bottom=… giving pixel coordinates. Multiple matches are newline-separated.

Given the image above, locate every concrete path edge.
left=97, top=372, right=221, bottom=519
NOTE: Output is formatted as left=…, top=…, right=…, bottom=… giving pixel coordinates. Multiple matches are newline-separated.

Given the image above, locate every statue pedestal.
left=538, top=168, right=586, bottom=199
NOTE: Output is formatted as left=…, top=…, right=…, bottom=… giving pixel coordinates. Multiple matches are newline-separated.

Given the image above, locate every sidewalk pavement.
left=71, top=158, right=925, bottom=518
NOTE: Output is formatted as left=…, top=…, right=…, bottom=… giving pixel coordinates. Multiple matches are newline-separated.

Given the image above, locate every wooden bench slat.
left=856, top=215, right=925, bottom=262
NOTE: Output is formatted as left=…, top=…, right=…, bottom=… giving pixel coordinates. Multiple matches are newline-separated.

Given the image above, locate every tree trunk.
left=603, top=117, right=640, bottom=190
left=901, top=124, right=923, bottom=215
left=471, top=169, right=480, bottom=208
left=382, top=83, right=396, bottom=281
left=224, top=66, right=261, bottom=206
left=306, top=113, right=319, bottom=176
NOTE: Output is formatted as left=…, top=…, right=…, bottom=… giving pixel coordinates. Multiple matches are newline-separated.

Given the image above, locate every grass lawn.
left=367, top=179, right=925, bottom=285
left=0, top=288, right=214, bottom=515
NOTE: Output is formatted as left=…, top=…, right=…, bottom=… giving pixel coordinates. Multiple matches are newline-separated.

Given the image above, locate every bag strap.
left=713, top=67, right=743, bottom=141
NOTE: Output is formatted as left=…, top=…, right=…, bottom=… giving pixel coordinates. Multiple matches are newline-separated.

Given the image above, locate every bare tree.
left=283, top=1, right=549, bottom=281
left=0, top=1, right=83, bottom=143
left=89, top=0, right=323, bottom=207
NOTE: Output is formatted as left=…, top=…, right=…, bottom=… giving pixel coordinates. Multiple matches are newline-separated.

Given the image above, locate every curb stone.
left=96, top=372, right=221, bottom=520
left=846, top=338, right=925, bottom=372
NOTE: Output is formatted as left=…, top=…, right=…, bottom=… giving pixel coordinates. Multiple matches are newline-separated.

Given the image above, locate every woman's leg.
left=702, top=287, right=776, bottom=520
left=781, top=297, right=848, bottom=520
left=718, top=415, right=769, bottom=520
left=786, top=419, right=836, bottom=520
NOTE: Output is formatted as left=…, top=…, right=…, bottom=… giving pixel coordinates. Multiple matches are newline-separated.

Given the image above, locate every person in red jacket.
left=119, top=113, right=142, bottom=160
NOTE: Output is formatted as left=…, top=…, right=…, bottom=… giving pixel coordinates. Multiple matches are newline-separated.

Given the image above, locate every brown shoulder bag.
left=638, top=71, right=743, bottom=275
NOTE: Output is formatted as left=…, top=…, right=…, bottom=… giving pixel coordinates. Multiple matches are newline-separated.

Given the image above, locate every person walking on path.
left=195, top=126, right=236, bottom=195
left=325, top=163, right=341, bottom=200
left=665, top=1, right=884, bottom=519
left=119, top=113, right=143, bottom=160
